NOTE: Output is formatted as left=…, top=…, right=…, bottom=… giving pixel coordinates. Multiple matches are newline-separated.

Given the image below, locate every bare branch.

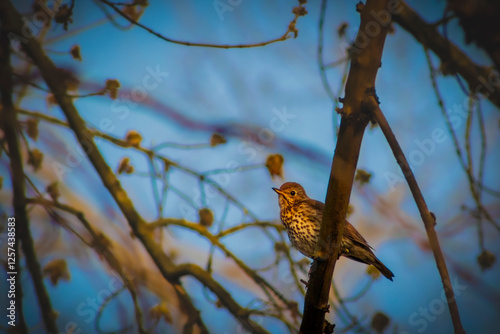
left=424, top=50, right=500, bottom=231
left=372, top=105, right=465, bottom=334
left=26, top=197, right=147, bottom=333
left=99, top=0, right=306, bottom=49
left=217, top=221, right=284, bottom=238
left=300, top=1, right=391, bottom=332
left=150, top=218, right=292, bottom=308
left=0, top=21, right=57, bottom=334
left=393, top=0, right=500, bottom=110
left=171, top=264, right=271, bottom=334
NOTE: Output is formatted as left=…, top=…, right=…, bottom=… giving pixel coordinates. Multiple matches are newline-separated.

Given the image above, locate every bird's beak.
left=272, top=187, right=283, bottom=195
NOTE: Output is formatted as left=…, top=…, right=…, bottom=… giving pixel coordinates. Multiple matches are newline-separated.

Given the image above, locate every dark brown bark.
left=300, top=0, right=390, bottom=332
left=0, top=17, right=56, bottom=334
left=447, top=0, right=500, bottom=72
left=393, top=0, right=500, bottom=110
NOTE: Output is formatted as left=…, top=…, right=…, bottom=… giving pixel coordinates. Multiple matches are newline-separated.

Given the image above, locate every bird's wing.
left=303, top=199, right=373, bottom=250
left=298, top=199, right=324, bottom=226
left=308, top=199, right=324, bottom=211
left=344, top=221, right=373, bottom=250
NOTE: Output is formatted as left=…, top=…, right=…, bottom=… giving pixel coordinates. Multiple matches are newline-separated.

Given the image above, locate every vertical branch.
left=372, top=106, right=465, bottom=334
left=0, top=21, right=58, bottom=334
left=300, top=1, right=390, bottom=333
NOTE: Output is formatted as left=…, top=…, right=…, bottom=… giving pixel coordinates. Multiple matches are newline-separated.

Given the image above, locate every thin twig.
left=425, top=49, right=499, bottom=232
left=217, top=221, right=284, bottom=238
left=95, top=286, right=129, bottom=334
left=16, top=108, right=265, bottom=221
left=207, top=199, right=230, bottom=273
left=100, top=0, right=305, bottom=49
left=476, top=99, right=487, bottom=250
left=372, top=105, right=465, bottom=334
left=331, top=281, right=369, bottom=333
left=424, top=49, right=467, bottom=169
left=341, top=278, right=374, bottom=303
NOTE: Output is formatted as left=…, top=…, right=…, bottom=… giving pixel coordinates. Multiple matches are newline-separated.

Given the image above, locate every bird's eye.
left=290, top=191, right=296, bottom=196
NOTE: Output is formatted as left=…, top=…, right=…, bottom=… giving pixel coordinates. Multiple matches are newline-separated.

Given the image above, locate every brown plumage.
left=273, top=182, right=394, bottom=281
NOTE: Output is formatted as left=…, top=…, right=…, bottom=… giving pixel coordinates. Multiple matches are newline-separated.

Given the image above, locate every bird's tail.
left=373, top=257, right=394, bottom=281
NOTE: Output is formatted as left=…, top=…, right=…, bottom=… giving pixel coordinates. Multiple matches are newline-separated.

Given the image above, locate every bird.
left=273, top=182, right=394, bottom=281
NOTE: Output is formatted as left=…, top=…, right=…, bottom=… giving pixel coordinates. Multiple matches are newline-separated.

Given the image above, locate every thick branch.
left=151, top=218, right=290, bottom=307
left=26, top=197, right=146, bottom=334
left=300, top=1, right=390, bottom=333
left=393, top=0, right=500, bottom=110
left=372, top=105, right=465, bottom=334
left=0, top=21, right=57, bottom=334
left=447, top=0, right=500, bottom=73
left=172, top=264, right=272, bottom=334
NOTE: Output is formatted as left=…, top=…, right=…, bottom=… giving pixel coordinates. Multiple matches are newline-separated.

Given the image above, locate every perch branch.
left=300, top=1, right=390, bottom=333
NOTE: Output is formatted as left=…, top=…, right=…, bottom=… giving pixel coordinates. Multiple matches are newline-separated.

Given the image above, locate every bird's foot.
left=300, top=279, right=309, bottom=289
left=312, top=250, right=329, bottom=262
left=308, top=260, right=319, bottom=276
left=323, top=320, right=335, bottom=334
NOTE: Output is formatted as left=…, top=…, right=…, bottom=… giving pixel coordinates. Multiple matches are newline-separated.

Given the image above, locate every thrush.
left=273, top=182, right=394, bottom=281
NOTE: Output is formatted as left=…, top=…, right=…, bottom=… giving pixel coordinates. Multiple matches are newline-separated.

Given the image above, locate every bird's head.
left=272, top=182, right=308, bottom=208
